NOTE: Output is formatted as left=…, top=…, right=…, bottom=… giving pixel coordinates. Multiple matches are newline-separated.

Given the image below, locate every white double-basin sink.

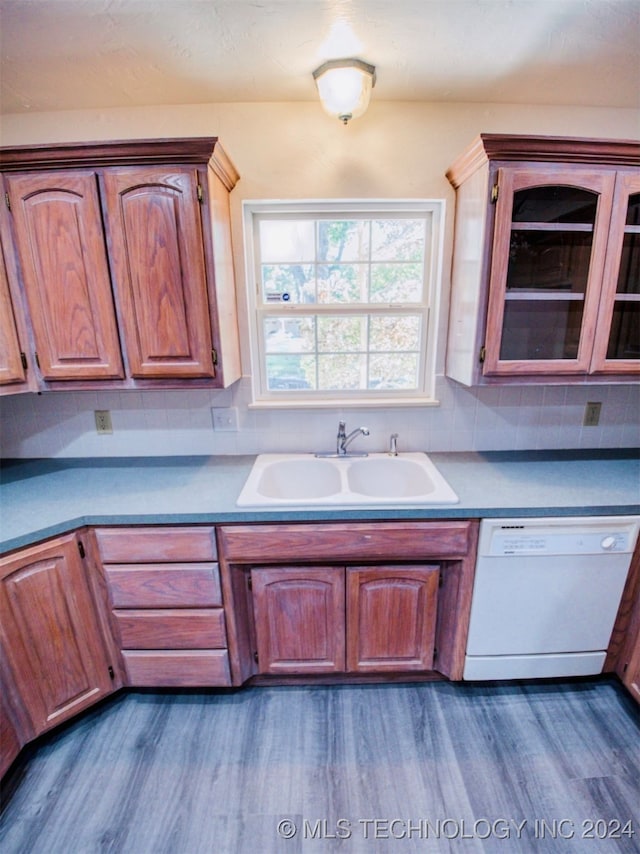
left=236, top=453, right=459, bottom=507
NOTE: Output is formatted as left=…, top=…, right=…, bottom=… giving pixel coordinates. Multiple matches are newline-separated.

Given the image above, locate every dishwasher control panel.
left=483, top=516, right=639, bottom=557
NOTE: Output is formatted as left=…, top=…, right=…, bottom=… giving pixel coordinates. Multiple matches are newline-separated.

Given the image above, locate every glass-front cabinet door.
left=591, top=172, right=640, bottom=373
left=483, top=167, right=616, bottom=375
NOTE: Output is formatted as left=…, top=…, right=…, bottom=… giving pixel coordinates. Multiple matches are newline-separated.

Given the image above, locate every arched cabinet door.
left=346, top=565, right=440, bottom=672
left=483, top=167, right=615, bottom=377
left=0, top=533, right=117, bottom=737
left=4, top=171, right=123, bottom=380
left=590, top=171, right=640, bottom=374
left=102, top=167, right=216, bottom=379
left=250, top=566, right=345, bottom=674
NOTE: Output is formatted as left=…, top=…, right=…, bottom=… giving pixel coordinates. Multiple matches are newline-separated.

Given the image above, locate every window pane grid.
left=249, top=204, right=440, bottom=400
left=262, top=312, right=424, bottom=392
left=260, top=218, right=428, bottom=307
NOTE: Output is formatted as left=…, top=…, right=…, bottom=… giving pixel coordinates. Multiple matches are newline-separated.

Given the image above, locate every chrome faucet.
left=337, top=420, right=369, bottom=455
left=388, top=432, right=399, bottom=456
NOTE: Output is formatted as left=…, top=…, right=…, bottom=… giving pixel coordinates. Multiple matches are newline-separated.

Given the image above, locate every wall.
left=1, top=101, right=638, bottom=458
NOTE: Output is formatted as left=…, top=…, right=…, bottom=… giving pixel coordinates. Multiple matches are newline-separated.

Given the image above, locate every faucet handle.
left=389, top=433, right=399, bottom=456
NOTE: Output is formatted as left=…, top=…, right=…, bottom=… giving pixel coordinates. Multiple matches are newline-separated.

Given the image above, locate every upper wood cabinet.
left=445, top=135, right=640, bottom=385
left=0, top=181, right=37, bottom=395
left=0, top=237, right=29, bottom=388
left=101, top=167, right=216, bottom=378
left=592, top=171, right=640, bottom=373
left=0, top=138, right=242, bottom=391
left=4, top=170, right=124, bottom=381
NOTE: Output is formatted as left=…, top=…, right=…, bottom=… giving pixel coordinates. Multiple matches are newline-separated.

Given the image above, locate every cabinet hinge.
left=247, top=576, right=252, bottom=591
left=108, top=665, right=115, bottom=680
left=197, top=183, right=204, bottom=203
left=4, top=192, right=10, bottom=211
left=20, top=351, right=28, bottom=371
left=211, top=348, right=218, bottom=367
left=34, top=352, right=41, bottom=369
left=491, top=183, right=499, bottom=204
left=77, top=540, right=86, bottom=559
left=479, top=345, right=486, bottom=363
left=433, top=647, right=438, bottom=661
left=253, top=651, right=259, bottom=664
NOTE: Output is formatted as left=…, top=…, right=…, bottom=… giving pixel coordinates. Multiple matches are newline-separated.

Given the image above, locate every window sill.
left=248, top=397, right=440, bottom=410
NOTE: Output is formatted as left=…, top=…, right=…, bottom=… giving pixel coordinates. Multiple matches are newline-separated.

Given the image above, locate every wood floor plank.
left=1, top=679, right=638, bottom=853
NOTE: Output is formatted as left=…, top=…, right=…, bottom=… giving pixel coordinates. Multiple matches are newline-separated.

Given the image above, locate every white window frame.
left=242, top=199, right=445, bottom=408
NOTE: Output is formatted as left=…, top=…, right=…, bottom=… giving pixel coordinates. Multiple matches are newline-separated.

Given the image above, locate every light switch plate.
left=212, top=407, right=239, bottom=431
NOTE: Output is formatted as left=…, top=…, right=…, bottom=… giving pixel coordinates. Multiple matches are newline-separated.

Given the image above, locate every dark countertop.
left=1, top=450, right=639, bottom=553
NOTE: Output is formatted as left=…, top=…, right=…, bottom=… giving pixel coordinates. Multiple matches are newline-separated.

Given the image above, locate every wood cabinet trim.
left=447, top=134, right=640, bottom=187
left=218, top=521, right=475, bottom=563
left=0, top=137, right=235, bottom=178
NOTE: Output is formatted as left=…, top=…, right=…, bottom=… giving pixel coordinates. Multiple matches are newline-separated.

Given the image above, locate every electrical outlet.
left=212, top=406, right=239, bottom=431
left=583, top=401, right=602, bottom=427
left=95, top=410, right=113, bottom=434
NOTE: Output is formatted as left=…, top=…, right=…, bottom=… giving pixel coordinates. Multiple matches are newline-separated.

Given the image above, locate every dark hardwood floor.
left=1, top=678, right=639, bottom=853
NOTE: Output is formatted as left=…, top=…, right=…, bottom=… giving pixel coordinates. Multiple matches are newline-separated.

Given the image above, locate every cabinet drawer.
left=122, top=650, right=231, bottom=687
left=105, top=564, right=221, bottom=607
left=114, top=608, right=227, bottom=649
left=95, top=527, right=217, bottom=562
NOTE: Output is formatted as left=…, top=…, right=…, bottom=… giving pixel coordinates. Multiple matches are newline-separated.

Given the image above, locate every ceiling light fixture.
left=312, top=58, right=376, bottom=125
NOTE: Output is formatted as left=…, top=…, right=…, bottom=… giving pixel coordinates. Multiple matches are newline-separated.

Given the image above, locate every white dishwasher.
left=464, top=515, right=640, bottom=680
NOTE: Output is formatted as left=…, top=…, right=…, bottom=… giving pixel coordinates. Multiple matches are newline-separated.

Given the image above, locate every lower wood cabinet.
left=251, top=566, right=345, bottom=675
left=0, top=691, right=24, bottom=779
left=2, top=516, right=637, bottom=783
left=348, top=565, right=440, bottom=672
left=0, top=532, right=118, bottom=739
left=251, top=564, right=439, bottom=676
left=608, top=531, right=640, bottom=704
left=94, top=526, right=232, bottom=687
left=623, top=644, right=640, bottom=703
left=219, top=521, right=479, bottom=684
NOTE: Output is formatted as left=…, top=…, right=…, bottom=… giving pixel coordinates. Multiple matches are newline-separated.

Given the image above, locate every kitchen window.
left=243, top=200, right=444, bottom=406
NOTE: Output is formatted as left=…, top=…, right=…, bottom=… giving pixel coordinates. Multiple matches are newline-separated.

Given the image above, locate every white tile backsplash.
left=1, top=377, right=638, bottom=458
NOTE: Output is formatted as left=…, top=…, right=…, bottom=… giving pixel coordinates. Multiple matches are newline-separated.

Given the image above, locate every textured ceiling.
left=1, top=0, right=639, bottom=114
